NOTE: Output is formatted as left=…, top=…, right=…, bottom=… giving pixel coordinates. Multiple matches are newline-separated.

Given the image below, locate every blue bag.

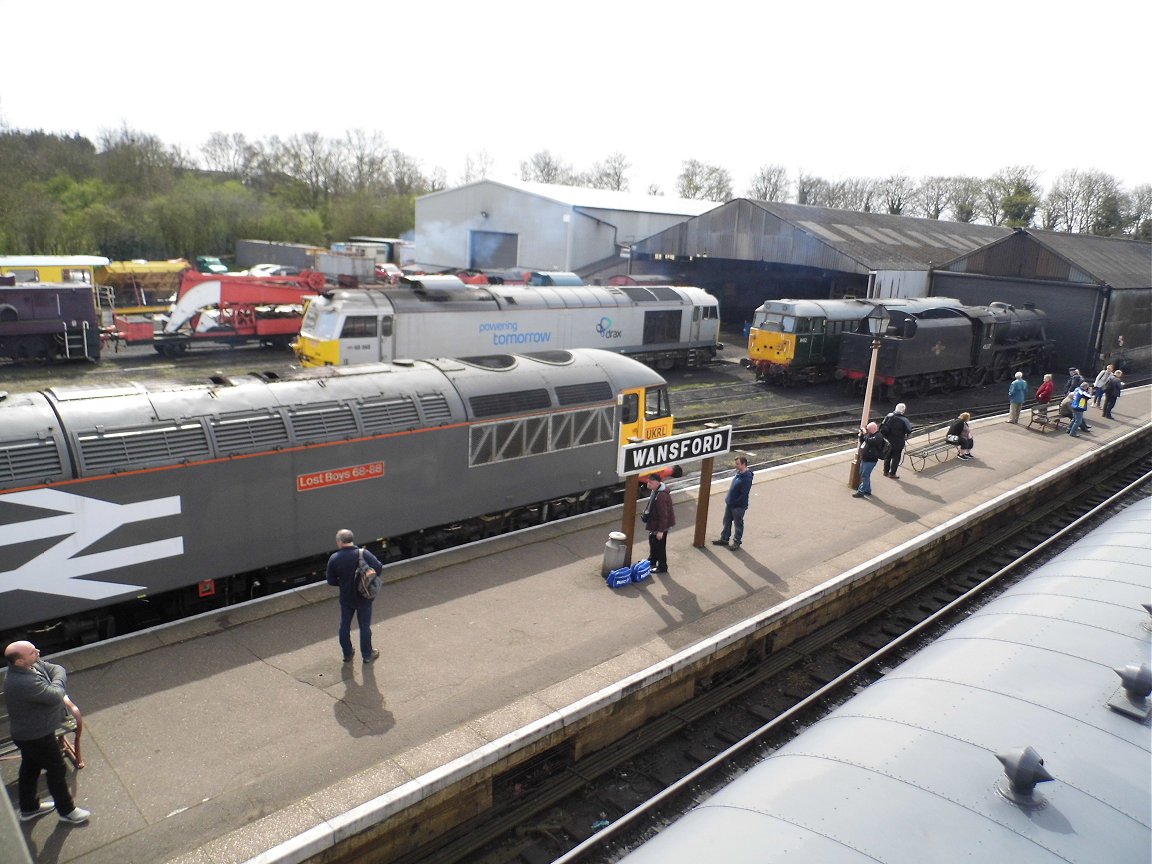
left=630, top=559, right=652, bottom=583
left=606, top=566, right=633, bottom=588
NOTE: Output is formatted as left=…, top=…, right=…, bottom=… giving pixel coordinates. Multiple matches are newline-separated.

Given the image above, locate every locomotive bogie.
left=0, top=349, right=672, bottom=644
left=293, top=278, right=721, bottom=370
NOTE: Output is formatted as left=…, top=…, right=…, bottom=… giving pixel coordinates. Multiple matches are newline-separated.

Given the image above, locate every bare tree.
left=747, top=164, right=789, bottom=201
left=200, top=132, right=258, bottom=180
left=914, top=176, right=951, bottom=219
left=646, top=183, right=663, bottom=196
left=795, top=171, right=826, bottom=206
left=1127, top=183, right=1152, bottom=240
left=98, top=124, right=188, bottom=195
left=947, top=176, right=983, bottom=223
left=389, top=150, right=430, bottom=196
left=587, top=152, right=630, bottom=191
left=520, top=150, right=572, bottom=184
left=833, top=178, right=876, bottom=212
left=461, top=149, right=495, bottom=184
left=279, top=132, right=342, bottom=209
left=676, top=160, right=732, bottom=201
left=879, top=174, right=914, bottom=215
left=341, top=129, right=392, bottom=193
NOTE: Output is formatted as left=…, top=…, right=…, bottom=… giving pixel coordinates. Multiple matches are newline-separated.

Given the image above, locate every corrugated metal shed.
left=633, top=199, right=1011, bottom=271
left=941, top=228, right=1152, bottom=290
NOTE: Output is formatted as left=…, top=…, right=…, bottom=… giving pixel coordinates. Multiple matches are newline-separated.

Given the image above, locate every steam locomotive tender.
left=836, top=301, right=1054, bottom=398
left=0, top=349, right=673, bottom=647
left=0, top=283, right=102, bottom=363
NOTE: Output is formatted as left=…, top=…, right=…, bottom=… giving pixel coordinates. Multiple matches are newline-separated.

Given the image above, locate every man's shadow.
left=333, top=662, right=395, bottom=738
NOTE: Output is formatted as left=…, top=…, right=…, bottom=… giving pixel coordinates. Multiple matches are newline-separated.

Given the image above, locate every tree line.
left=1, top=125, right=1148, bottom=262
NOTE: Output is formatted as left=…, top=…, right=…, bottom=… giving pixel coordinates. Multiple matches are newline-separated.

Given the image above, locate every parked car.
left=247, top=264, right=301, bottom=277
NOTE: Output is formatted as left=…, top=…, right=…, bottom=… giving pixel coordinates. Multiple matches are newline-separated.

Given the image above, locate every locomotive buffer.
left=617, top=426, right=733, bottom=559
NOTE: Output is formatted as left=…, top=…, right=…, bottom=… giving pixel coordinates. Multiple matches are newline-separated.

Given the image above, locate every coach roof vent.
left=994, top=746, right=1054, bottom=807
left=1107, top=662, right=1152, bottom=720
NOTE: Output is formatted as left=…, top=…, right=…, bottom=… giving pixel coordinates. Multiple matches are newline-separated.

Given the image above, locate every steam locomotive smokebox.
left=601, top=531, right=628, bottom=577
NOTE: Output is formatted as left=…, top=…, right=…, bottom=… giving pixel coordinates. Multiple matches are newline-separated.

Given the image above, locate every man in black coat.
left=880, top=403, right=914, bottom=479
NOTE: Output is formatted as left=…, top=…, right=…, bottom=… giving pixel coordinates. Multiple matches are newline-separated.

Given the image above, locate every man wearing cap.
left=641, top=474, right=675, bottom=574
left=880, top=403, right=913, bottom=479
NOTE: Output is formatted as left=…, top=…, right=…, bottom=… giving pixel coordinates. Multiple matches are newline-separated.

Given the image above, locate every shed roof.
left=421, top=179, right=718, bottom=219
left=750, top=200, right=1011, bottom=269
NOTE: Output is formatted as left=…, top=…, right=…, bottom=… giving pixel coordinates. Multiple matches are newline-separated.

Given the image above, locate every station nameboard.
left=618, top=426, right=733, bottom=476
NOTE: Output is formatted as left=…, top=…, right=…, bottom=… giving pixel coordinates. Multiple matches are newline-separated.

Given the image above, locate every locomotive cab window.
left=341, top=316, right=378, bottom=338
left=644, top=386, right=672, bottom=420
left=303, top=304, right=341, bottom=340
left=621, top=392, right=639, bottom=425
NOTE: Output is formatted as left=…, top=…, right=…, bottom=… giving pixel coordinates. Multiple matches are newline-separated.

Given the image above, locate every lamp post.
left=848, top=304, right=888, bottom=489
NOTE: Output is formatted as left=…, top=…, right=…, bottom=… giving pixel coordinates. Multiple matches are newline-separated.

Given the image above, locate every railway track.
left=379, top=446, right=1152, bottom=864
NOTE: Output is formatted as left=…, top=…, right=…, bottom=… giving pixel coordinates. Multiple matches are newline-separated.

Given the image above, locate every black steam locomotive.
left=836, top=301, right=1054, bottom=398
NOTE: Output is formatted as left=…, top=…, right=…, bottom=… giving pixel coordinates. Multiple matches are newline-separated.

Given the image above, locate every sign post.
left=620, top=425, right=733, bottom=553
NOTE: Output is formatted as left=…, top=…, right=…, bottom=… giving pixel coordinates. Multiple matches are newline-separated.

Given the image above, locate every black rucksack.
left=355, top=548, right=380, bottom=599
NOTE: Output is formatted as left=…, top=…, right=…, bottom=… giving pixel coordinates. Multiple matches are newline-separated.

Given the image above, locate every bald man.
left=3, top=641, right=90, bottom=823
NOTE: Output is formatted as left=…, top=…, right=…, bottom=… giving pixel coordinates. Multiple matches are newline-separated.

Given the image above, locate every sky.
left=2, top=0, right=1148, bottom=197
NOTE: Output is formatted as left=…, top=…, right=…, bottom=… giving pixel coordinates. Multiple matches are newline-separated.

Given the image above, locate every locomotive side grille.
left=360, top=397, right=421, bottom=434
left=418, top=393, right=453, bottom=425
left=469, top=406, right=614, bottom=466
left=210, top=414, right=290, bottom=454
left=76, top=424, right=212, bottom=472
left=468, top=389, right=551, bottom=419
left=555, top=382, right=613, bottom=406
left=288, top=402, right=359, bottom=442
left=0, top=439, right=65, bottom=484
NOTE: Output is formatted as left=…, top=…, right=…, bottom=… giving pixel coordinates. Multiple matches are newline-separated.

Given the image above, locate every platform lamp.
left=848, top=304, right=888, bottom=489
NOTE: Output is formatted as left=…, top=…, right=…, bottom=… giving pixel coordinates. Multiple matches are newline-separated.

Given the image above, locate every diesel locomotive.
left=745, top=296, right=962, bottom=385
left=836, top=300, right=1054, bottom=397
left=293, top=275, right=722, bottom=371
left=0, top=349, right=673, bottom=647
left=0, top=283, right=102, bottom=363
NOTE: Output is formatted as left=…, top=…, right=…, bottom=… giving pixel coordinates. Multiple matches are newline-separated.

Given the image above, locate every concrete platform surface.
left=5, top=394, right=1150, bottom=864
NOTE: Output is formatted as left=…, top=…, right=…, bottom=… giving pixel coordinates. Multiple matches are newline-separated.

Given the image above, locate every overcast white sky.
left=2, top=0, right=1148, bottom=196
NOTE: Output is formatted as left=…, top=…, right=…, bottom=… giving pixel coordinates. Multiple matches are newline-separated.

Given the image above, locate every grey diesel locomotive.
left=836, top=301, right=1054, bottom=397
left=0, top=349, right=672, bottom=646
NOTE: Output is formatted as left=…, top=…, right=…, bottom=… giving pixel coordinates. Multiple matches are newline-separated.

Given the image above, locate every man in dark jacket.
left=712, top=456, right=754, bottom=550
left=3, top=641, right=90, bottom=824
left=642, top=474, right=676, bottom=574
left=853, top=421, right=885, bottom=498
left=326, top=529, right=384, bottom=663
left=880, top=403, right=914, bottom=479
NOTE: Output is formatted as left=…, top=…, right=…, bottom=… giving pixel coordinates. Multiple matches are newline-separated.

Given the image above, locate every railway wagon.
left=0, top=349, right=673, bottom=644
left=0, top=283, right=102, bottom=362
left=293, top=275, right=721, bottom=371
left=746, top=296, right=962, bottom=385
left=837, top=301, right=1054, bottom=397
left=620, top=497, right=1152, bottom=863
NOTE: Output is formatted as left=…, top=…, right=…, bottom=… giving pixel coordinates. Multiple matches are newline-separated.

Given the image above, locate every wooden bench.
left=902, top=429, right=957, bottom=472
left=1026, top=404, right=1063, bottom=432
left=0, top=681, right=85, bottom=769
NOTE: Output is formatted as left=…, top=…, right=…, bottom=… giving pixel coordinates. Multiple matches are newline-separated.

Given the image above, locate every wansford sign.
left=618, top=426, right=732, bottom=476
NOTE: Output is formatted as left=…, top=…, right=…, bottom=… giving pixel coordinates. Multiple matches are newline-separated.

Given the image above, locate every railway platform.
left=5, top=393, right=1150, bottom=864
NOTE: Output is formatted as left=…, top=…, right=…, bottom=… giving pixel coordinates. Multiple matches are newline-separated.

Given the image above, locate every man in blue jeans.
left=853, top=422, right=885, bottom=498
left=712, top=456, right=754, bottom=550
left=326, top=529, right=384, bottom=663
